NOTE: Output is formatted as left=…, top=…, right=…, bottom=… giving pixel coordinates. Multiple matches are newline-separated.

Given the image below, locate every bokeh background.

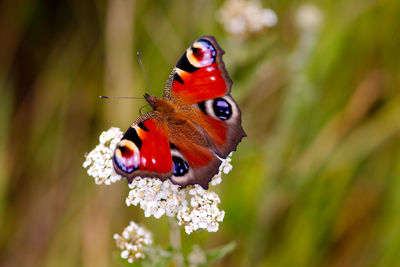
left=1, top=0, right=400, bottom=266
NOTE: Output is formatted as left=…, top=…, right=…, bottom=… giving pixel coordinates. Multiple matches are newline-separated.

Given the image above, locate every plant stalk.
left=169, top=217, right=184, bottom=267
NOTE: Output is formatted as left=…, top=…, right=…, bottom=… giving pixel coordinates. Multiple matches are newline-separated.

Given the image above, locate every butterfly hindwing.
left=169, top=138, right=222, bottom=189
left=194, top=95, right=245, bottom=158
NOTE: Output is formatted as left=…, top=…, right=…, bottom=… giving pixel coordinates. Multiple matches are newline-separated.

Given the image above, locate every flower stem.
left=169, top=217, right=184, bottom=267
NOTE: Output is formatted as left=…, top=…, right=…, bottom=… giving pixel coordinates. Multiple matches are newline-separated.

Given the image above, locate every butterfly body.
left=113, top=36, right=246, bottom=189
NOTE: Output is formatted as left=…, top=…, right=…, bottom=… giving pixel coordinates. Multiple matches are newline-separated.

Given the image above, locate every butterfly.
left=113, top=36, right=246, bottom=189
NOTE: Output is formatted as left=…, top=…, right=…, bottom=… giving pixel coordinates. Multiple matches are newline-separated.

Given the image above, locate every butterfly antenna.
left=99, top=96, right=144, bottom=99
left=137, top=52, right=154, bottom=96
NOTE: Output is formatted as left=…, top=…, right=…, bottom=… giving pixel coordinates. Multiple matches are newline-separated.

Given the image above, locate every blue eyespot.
left=213, top=98, right=232, bottom=120
left=172, top=156, right=189, bottom=176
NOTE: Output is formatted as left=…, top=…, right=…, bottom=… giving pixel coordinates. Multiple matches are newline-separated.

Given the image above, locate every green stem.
left=169, top=217, right=184, bottom=267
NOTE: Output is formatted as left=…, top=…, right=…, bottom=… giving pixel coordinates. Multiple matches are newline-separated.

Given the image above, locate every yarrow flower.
left=125, top=178, right=187, bottom=218
left=83, top=127, right=123, bottom=185
left=177, top=187, right=225, bottom=234
left=114, top=221, right=152, bottom=263
left=83, top=127, right=233, bottom=234
left=217, top=0, right=278, bottom=38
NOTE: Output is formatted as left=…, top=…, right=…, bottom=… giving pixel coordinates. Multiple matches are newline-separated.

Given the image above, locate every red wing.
left=113, top=115, right=173, bottom=182
left=164, top=36, right=232, bottom=104
left=164, top=36, right=246, bottom=159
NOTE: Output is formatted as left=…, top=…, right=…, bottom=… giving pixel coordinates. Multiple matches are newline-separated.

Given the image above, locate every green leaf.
left=147, top=246, right=174, bottom=267
left=203, top=242, right=236, bottom=266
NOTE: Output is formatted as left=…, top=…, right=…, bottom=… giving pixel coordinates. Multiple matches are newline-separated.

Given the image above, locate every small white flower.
left=114, top=221, right=152, bottom=263
left=121, top=250, right=129, bottom=259
left=295, top=4, right=323, bottom=31
left=217, top=0, right=278, bottom=38
left=260, top=9, right=278, bottom=27
left=83, top=127, right=123, bottom=185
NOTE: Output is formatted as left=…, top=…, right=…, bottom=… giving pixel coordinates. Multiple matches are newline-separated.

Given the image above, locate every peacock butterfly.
left=113, top=36, right=246, bottom=189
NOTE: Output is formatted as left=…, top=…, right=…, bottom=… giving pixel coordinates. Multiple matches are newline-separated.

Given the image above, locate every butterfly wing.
left=113, top=113, right=173, bottom=182
left=165, top=36, right=246, bottom=158
left=164, top=36, right=231, bottom=103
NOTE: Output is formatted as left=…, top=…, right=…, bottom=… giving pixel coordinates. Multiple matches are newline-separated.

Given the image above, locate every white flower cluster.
left=177, top=187, right=225, bottom=234
left=83, top=127, right=123, bottom=185
left=84, top=127, right=234, bottom=235
left=114, top=221, right=152, bottom=263
left=126, top=178, right=187, bottom=218
left=217, top=0, right=278, bottom=38
left=124, top=158, right=232, bottom=234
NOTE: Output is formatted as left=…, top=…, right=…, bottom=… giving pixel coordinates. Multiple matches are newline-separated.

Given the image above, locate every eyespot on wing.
left=114, top=140, right=140, bottom=173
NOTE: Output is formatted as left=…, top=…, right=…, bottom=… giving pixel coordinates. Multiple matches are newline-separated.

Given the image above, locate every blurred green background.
left=1, top=0, right=400, bottom=266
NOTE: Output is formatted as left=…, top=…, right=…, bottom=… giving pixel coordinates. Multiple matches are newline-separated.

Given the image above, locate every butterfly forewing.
left=113, top=116, right=173, bottom=182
